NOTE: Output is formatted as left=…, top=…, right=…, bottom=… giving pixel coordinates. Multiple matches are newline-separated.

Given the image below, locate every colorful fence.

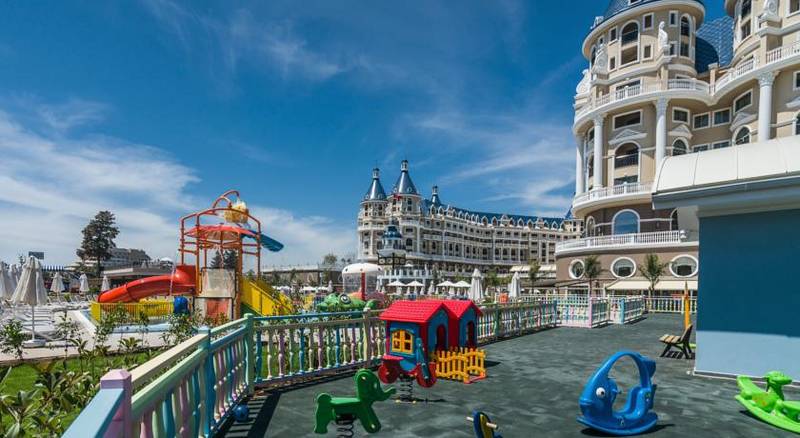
left=609, top=296, right=646, bottom=324
left=66, top=300, right=624, bottom=436
left=645, top=296, right=697, bottom=314
left=433, top=347, right=486, bottom=384
left=555, top=297, right=610, bottom=328
left=89, top=299, right=174, bottom=323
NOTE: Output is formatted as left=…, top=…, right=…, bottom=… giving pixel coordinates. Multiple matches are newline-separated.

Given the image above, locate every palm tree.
left=641, top=253, right=668, bottom=308
left=528, top=260, right=541, bottom=292
left=583, top=255, right=602, bottom=296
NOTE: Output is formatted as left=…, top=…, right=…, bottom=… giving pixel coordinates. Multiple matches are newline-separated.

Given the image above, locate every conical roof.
left=363, top=168, right=387, bottom=201
left=392, top=160, right=418, bottom=195
left=430, top=185, right=442, bottom=206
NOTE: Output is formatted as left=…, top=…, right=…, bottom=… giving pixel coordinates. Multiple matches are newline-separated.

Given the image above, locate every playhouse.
left=377, top=299, right=482, bottom=387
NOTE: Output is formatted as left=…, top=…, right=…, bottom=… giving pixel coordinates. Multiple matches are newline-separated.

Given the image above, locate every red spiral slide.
left=98, top=265, right=197, bottom=303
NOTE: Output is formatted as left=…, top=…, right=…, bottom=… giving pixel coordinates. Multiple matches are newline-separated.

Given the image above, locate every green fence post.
left=244, top=313, right=255, bottom=395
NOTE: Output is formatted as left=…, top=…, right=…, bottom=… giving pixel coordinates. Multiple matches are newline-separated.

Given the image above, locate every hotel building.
left=358, top=161, right=582, bottom=281
left=556, top=0, right=800, bottom=291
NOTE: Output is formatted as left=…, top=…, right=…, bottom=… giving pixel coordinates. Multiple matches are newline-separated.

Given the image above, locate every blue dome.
left=600, top=0, right=704, bottom=24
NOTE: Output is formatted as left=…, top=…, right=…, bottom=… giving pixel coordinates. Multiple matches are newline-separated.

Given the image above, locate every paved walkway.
left=220, top=314, right=797, bottom=437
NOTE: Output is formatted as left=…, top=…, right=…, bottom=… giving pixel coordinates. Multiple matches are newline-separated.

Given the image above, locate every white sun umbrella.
left=387, top=280, right=406, bottom=295
left=469, top=269, right=484, bottom=302
left=327, top=280, right=334, bottom=293
left=79, top=273, right=90, bottom=295
left=454, top=281, right=470, bottom=297
left=427, top=280, right=435, bottom=295
left=50, top=271, right=65, bottom=302
left=437, top=280, right=454, bottom=295
left=9, top=264, right=19, bottom=291
left=10, top=256, right=48, bottom=346
left=407, top=280, right=424, bottom=295
left=0, top=263, right=14, bottom=301
left=101, top=275, right=111, bottom=292
left=508, top=272, right=522, bottom=301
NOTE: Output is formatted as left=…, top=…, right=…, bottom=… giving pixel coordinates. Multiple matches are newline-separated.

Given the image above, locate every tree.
left=583, top=255, right=603, bottom=296
left=209, top=251, right=222, bottom=269
left=77, top=211, right=119, bottom=278
left=222, top=250, right=238, bottom=269
left=321, top=253, right=338, bottom=266
left=641, top=253, right=668, bottom=305
left=528, top=260, right=541, bottom=290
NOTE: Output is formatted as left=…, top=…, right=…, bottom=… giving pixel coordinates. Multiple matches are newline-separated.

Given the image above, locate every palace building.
left=556, top=0, right=800, bottom=292
left=358, top=161, right=582, bottom=281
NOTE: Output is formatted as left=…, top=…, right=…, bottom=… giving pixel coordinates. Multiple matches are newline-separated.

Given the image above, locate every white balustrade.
left=573, top=182, right=652, bottom=206
left=555, top=230, right=687, bottom=254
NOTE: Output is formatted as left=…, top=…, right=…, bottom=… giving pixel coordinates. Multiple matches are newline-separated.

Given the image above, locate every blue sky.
left=0, top=0, right=723, bottom=265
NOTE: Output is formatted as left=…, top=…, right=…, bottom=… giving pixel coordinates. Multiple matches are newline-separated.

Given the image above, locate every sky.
left=0, top=0, right=724, bottom=266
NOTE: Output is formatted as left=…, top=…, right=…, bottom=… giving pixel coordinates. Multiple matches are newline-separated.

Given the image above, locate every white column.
left=655, top=98, right=668, bottom=168
left=575, top=135, right=585, bottom=194
left=758, top=71, right=775, bottom=141
left=593, top=115, right=604, bottom=189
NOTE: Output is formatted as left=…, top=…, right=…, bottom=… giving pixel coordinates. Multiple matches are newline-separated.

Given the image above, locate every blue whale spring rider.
left=577, top=351, right=658, bottom=436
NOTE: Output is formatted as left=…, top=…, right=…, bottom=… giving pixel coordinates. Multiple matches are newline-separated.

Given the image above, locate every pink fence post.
left=101, top=369, right=132, bottom=438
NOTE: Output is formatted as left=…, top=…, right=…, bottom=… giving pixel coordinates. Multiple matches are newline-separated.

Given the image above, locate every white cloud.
left=36, top=98, right=110, bottom=132
left=0, top=103, right=354, bottom=266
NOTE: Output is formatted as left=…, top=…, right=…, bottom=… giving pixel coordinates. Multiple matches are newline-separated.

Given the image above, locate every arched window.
left=672, top=139, right=688, bottom=156
left=621, top=22, right=639, bottom=44
left=613, top=210, right=639, bottom=235
left=614, top=142, right=639, bottom=168
left=680, top=16, right=691, bottom=37
left=670, top=209, right=679, bottom=231
left=734, top=127, right=750, bottom=145
left=795, top=114, right=800, bottom=135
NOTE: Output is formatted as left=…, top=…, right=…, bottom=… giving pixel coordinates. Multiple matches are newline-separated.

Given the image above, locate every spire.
left=430, top=185, right=442, bottom=206
left=363, top=168, right=387, bottom=201
left=392, top=160, right=418, bottom=195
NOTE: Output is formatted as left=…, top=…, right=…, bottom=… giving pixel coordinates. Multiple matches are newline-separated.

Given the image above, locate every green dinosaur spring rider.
left=736, top=371, right=800, bottom=434
left=314, top=369, right=396, bottom=436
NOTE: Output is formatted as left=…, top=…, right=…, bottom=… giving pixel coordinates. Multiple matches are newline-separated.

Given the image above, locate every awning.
left=606, top=279, right=697, bottom=291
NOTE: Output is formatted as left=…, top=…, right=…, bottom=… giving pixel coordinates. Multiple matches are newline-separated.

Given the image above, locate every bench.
left=659, top=324, right=694, bottom=359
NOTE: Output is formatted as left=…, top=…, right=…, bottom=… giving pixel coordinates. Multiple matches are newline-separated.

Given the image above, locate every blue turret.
left=430, top=186, right=442, bottom=206
left=364, top=168, right=387, bottom=201
left=392, top=160, right=418, bottom=196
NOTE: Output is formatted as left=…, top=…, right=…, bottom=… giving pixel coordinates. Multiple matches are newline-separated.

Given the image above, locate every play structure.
left=316, top=292, right=377, bottom=313
left=577, top=351, right=658, bottom=436
left=341, top=263, right=385, bottom=303
left=98, top=190, right=290, bottom=320
left=736, top=371, right=800, bottom=434
left=377, top=300, right=483, bottom=399
left=468, top=411, right=502, bottom=438
left=314, top=369, right=395, bottom=436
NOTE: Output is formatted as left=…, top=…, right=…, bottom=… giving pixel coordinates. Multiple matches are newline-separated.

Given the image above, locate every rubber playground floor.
left=220, top=314, right=798, bottom=437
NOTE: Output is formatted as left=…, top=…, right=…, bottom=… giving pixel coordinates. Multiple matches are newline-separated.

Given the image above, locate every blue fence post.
left=255, top=321, right=263, bottom=383
left=199, top=326, right=215, bottom=436
left=244, top=313, right=255, bottom=394
left=101, top=369, right=132, bottom=438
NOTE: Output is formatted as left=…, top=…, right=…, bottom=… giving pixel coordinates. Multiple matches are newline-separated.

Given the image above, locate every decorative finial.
left=373, top=168, right=380, bottom=178
left=401, top=160, right=409, bottom=171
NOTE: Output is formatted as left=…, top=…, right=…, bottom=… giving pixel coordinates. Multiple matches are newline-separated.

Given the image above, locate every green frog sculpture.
left=316, top=293, right=377, bottom=313
left=314, top=369, right=396, bottom=435
left=736, top=370, right=800, bottom=434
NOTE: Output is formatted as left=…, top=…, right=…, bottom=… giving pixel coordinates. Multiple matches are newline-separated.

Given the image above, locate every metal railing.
left=555, top=230, right=687, bottom=254
left=89, top=300, right=174, bottom=323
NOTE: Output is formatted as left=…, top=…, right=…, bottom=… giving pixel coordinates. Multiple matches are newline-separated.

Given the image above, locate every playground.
left=220, top=314, right=797, bottom=438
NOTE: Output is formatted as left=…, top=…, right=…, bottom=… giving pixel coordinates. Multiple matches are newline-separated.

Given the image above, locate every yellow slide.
left=241, top=279, right=295, bottom=316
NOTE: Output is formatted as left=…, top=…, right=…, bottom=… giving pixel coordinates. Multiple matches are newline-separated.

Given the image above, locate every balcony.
left=572, top=182, right=652, bottom=215
left=575, top=79, right=709, bottom=124
left=555, top=230, right=694, bottom=256
left=613, top=153, right=638, bottom=168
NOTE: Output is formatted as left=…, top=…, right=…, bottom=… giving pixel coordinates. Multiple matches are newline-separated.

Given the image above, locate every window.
left=669, top=11, right=677, bottom=26
left=615, top=175, right=639, bottom=185
left=713, top=140, right=731, bottom=149
left=643, top=14, right=653, bottom=30
left=794, top=71, right=800, bottom=90
left=611, top=258, right=636, bottom=278
left=670, top=209, right=680, bottom=230
left=680, top=41, right=689, bottom=57
left=673, top=108, right=689, bottom=123
left=591, top=46, right=597, bottom=65
left=734, top=127, right=751, bottom=145
left=643, top=44, right=652, bottom=59
left=796, top=114, right=800, bottom=135
left=670, top=255, right=698, bottom=277
left=621, top=22, right=639, bottom=45
left=621, top=46, right=639, bottom=65
left=734, top=91, right=752, bottom=113
left=610, top=57, right=617, bottom=70
left=714, top=109, right=731, bottom=125
left=669, top=42, right=677, bottom=56
left=681, top=17, right=691, bottom=36
left=792, top=0, right=800, bottom=15
left=672, top=139, right=688, bottom=156
left=693, top=113, right=710, bottom=129
left=740, top=20, right=751, bottom=40
left=741, top=0, right=751, bottom=18
left=610, top=27, right=618, bottom=42
left=613, top=110, right=641, bottom=129
left=693, top=144, right=709, bottom=152
left=569, top=260, right=585, bottom=279
left=615, top=143, right=639, bottom=167
left=612, top=210, right=639, bottom=235
left=391, top=330, right=414, bottom=354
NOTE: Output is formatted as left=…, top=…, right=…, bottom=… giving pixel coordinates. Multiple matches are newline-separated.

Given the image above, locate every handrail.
left=62, top=387, right=124, bottom=438
left=556, top=230, right=686, bottom=253
left=574, top=182, right=652, bottom=206
left=129, top=333, right=206, bottom=390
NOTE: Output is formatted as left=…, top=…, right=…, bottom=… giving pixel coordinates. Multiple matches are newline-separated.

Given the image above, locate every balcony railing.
left=613, top=153, right=639, bottom=168
left=573, top=182, right=652, bottom=207
left=575, top=79, right=707, bottom=120
left=555, top=230, right=688, bottom=255
left=713, top=57, right=758, bottom=92
left=766, top=40, right=800, bottom=64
